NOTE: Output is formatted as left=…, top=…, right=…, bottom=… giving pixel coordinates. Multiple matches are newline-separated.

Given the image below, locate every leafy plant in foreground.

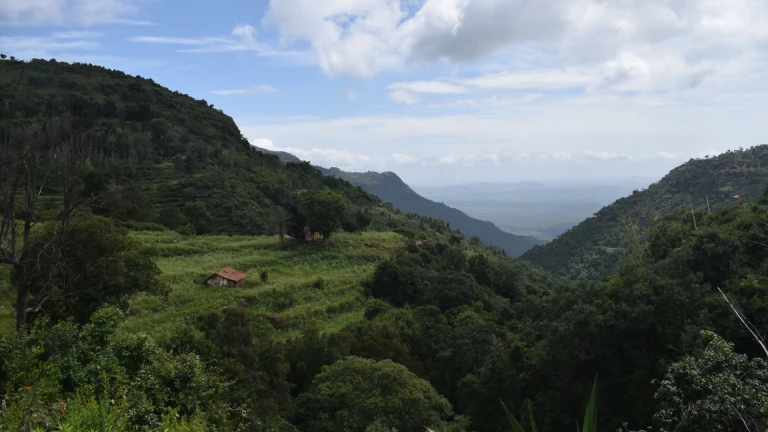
left=499, top=377, right=597, bottom=432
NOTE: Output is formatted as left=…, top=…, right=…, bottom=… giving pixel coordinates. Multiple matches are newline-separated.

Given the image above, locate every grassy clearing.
left=119, top=230, right=405, bottom=343
left=0, top=230, right=405, bottom=338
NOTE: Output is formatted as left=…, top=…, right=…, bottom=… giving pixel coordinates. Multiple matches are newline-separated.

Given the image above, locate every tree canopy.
left=299, top=190, right=347, bottom=242
left=295, top=356, right=466, bottom=432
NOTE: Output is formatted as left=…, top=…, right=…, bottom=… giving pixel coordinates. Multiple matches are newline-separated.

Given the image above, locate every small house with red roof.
left=206, top=266, right=247, bottom=288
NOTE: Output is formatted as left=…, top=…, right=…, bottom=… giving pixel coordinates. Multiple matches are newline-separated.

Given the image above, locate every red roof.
left=214, top=267, right=247, bottom=282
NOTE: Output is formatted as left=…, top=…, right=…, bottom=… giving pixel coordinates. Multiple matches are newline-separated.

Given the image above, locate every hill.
left=0, top=58, right=404, bottom=238
left=318, top=168, right=545, bottom=256
left=252, top=148, right=545, bottom=257
left=521, top=147, right=768, bottom=279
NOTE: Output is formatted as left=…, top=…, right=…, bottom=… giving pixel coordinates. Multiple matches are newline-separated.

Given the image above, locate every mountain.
left=521, top=147, right=768, bottom=279
left=0, top=58, right=408, bottom=238
left=257, top=147, right=303, bottom=164
left=249, top=148, right=545, bottom=256
left=319, top=168, right=546, bottom=256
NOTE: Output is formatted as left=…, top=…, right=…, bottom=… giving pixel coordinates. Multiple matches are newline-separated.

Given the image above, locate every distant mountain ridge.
left=253, top=147, right=545, bottom=256
left=521, top=146, right=768, bottom=279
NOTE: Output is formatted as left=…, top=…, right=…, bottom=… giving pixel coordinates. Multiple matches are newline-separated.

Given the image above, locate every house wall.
left=206, top=275, right=246, bottom=287
left=207, top=275, right=233, bottom=287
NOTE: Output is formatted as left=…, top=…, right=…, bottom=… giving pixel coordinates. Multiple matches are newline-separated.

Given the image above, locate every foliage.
left=522, top=146, right=768, bottom=279
left=500, top=377, right=597, bottom=432
left=35, top=215, right=164, bottom=324
left=295, top=356, right=467, bottom=432
left=268, top=206, right=294, bottom=245
left=650, top=331, right=768, bottom=432
left=299, top=190, right=347, bottom=243
left=0, top=307, right=226, bottom=431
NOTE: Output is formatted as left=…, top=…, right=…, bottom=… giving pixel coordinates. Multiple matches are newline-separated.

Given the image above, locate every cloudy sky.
left=2, top=0, right=767, bottom=185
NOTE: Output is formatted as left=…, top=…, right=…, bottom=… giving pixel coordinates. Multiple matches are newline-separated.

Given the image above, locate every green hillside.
left=3, top=58, right=768, bottom=432
left=521, top=147, right=768, bottom=280
left=0, top=58, right=389, bottom=238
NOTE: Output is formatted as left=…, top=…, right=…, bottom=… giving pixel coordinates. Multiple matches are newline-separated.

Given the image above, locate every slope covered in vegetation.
left=2, top=58, right=768, bottom=432
left=521, top=146, right=768, bottom=279
left=0, top=58, right=386, bottom=237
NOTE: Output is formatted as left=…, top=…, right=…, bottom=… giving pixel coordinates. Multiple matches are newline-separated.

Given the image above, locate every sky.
left=2, top=0, right=768, bottom=186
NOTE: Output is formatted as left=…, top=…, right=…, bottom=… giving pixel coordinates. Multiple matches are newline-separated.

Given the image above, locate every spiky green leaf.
left=500, top=399, right=526, bottom=432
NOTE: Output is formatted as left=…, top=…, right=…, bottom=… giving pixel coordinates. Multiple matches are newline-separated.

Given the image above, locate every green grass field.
left=0, top=230, right=406, bottom=340
left=121, top=230, right=404, bottom=343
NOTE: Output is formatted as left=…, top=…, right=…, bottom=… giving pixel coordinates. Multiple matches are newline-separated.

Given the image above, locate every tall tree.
left=299, top=190, right=346, bottom=244
left=0, top=121, right=93, bottom=335
left=267, top=206, right=293, bottom=245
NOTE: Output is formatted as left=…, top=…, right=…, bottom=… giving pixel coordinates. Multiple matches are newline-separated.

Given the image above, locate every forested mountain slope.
left=521, top=146, right=768, bottom=279
left=0, top=58, right=397, bottom=237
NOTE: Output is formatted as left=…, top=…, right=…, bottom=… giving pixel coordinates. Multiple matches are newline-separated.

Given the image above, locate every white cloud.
left=130, top=24, right=311, bottom=60
left=583, top=151, right=632, bottom=162
left=235, top=87, right=768, bottom=182
left=389, top=80, right=468, bottom=94
left=51, top=31, right=103, bottom=39
left=388, top=90, right=420, bottom=105
left=462, top=69, right=595, bottom=90
left=211, top=85, right=280, bottom=96
left=0, top=33, right=101, bottom=57
left=250, top=138, right=277, bottom=150
left=429, top=94, right=541, bottom=109
left=391, top=153, right=419, bottom=164
left=261, top=0, right=768, bottom=103
left=1, top=0, right=141, bottom=26
left=656, top=151, right=683, bottom=160
left=252, top=143, right=423, bottom=171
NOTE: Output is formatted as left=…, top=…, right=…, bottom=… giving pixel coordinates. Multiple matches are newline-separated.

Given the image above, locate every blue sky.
left=2, top=0, right=768, bottom=186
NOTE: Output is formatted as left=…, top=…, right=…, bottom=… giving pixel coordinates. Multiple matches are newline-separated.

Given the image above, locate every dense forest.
left=1, top=58, right=767, bottom=432
left=522, top=146, right=768, bottom=280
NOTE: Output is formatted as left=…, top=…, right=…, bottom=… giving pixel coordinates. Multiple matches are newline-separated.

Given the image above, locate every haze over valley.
left=415, top=178, right=655, bottom=239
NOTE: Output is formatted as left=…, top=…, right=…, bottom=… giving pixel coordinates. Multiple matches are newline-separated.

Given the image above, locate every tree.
left=37, top=215, right=164, bottom=324
left=184, top=201, right=211, bottom=235
left=649, top=331, right=768, bottom=432
left=267, top=206, right=293, bottom=245
left=295, top=356, right=466, bottom=432
left=299, top=190, right=346, bottom=244
left=0, top=121, right=94, bottom=335
left=0, top=54, right=6, bottom=60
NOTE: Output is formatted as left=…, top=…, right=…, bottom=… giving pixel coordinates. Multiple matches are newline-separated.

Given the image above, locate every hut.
left=206, top=267, right=247, bottom=288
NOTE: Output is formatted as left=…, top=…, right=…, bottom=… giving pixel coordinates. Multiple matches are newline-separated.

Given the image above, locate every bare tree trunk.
left=15, top=276, right=29, bottom=336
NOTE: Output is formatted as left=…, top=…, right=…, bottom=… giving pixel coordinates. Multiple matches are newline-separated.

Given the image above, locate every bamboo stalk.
left=688, top=198, right=697, bottom=230
left=718, top=287, right=768, bottom=359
